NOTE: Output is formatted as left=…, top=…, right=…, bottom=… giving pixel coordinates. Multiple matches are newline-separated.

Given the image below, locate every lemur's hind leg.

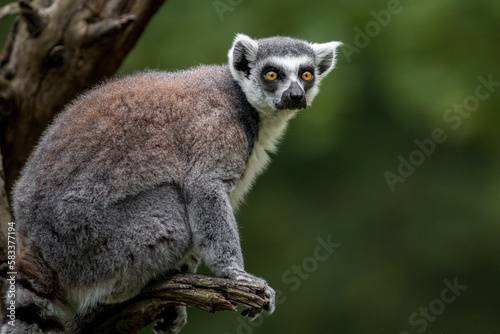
left=153, top=251, right=200, bottom=334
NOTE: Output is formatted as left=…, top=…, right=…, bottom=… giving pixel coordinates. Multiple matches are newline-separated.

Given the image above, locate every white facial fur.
left=252, top=56, right=314, bottom=114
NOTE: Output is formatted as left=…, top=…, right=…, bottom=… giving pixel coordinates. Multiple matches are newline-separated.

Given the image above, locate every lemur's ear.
left=228, top=34, right=259, bottom=78
left=310, top=41, right=342, bottom=77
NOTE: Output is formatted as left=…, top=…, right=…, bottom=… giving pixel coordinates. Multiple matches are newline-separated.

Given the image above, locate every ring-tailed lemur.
left=4, top=34, right=341, bottom=333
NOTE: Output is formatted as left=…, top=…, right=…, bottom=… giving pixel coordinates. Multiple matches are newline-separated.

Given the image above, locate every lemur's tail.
left=2, top=273, right=70, bottom=334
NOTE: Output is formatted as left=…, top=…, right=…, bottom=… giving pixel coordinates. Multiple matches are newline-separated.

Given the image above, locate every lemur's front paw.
left=224, top=268, right=276, bottom=317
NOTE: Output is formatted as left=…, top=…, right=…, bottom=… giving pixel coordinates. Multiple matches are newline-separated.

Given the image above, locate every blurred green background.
left=3, top=0, right=500, bottom=333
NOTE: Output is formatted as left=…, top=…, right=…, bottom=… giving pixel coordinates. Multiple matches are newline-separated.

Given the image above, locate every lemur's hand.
left=224, top=267, right=276, bottom=318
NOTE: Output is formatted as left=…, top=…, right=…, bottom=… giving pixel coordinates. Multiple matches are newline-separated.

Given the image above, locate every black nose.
left=290, top=91, right=305, bottom=102
left=276, top=81, right=307, bottom=110
left=285, top=82, right=307, bottom=109
left=288, top=81, right=305, bottom=101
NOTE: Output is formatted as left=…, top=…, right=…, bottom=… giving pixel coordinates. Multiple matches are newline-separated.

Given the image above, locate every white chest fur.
left=229, top=110, right=296, bottom=210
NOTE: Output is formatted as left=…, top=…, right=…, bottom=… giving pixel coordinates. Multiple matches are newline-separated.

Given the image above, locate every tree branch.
left=67, top=274, right=270, bottom=334
left=84, top=14, right=136, bottom=43
left=0, top=3, right=20, bottom=22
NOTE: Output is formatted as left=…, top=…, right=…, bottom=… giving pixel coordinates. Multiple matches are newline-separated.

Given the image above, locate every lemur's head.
left=228, top=34, right=342, bottom=115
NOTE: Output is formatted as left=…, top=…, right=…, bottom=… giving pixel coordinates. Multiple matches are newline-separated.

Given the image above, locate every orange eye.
left=265, top=71, right=278, bottom=81
left=302, top=71, right=313, bottom=81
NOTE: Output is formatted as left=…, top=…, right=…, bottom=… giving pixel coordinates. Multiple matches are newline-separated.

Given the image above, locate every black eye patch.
left=299, top=65, right=315, bottom=75
left=299, top=65, right=316, bottom=89
left=261, top=63, right=287, bottom=79
left=260, top=64, right=286, bottom=90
